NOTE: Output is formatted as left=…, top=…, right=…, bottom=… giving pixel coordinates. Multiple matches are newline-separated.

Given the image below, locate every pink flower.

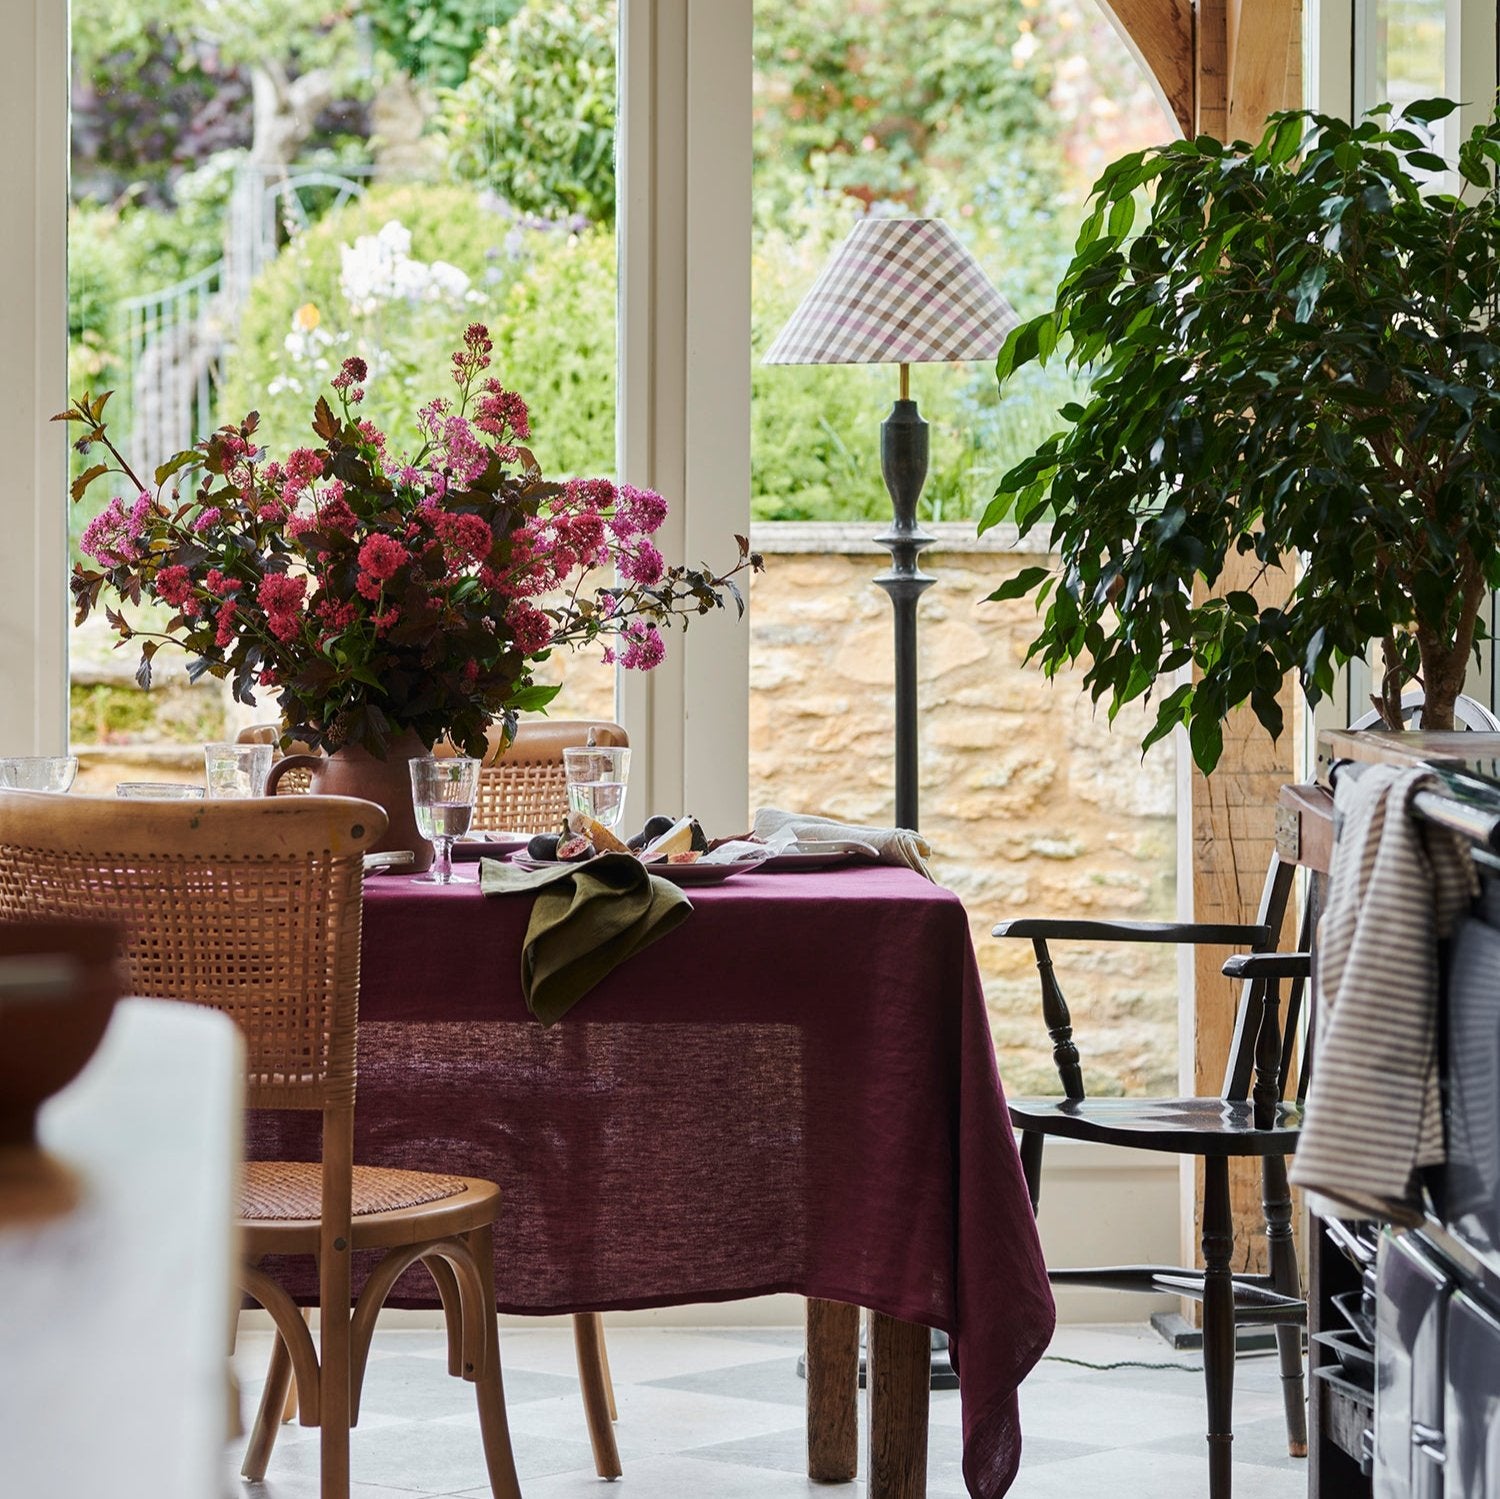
left=331, top=357, right=368, bottom=393
left=316, top=598, right=358, bottom=631
left=475, top=381, right=530, bottom=441
left=80, top=492, right=153, bottom=567
left=192, top=507, right=222, bottom=533
left=357, top=534, right=409, bottom=581
left=152, top=564, right=194, bottom=607
left=620, top=540, right=665, bottom=586
left=612, top=484, right=668, bottom=538
left=284, top=448, right=324, bottom=491
left=509, top=602, right=554, bottom=654
left=205, top=569, right=241, bottom=597
left=432, top=511, right=493, bottom=568
left=370, top=606, right=400, bottom=632
left=214, top=600, right=238, bottom=648
left=257, top=573, right=307, bottom=642
left=617, top=619, right=666, bottom=671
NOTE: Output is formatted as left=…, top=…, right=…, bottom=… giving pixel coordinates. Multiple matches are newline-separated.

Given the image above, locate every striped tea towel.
left=1290, top=764, right=1476, bottom=1224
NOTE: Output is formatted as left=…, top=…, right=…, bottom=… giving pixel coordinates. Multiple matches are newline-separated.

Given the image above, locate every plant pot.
left=266, top=728, right=435, bottom=872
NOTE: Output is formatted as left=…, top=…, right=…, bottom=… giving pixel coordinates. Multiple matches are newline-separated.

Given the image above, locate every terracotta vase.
left=266, top=727, right=435, bottom=872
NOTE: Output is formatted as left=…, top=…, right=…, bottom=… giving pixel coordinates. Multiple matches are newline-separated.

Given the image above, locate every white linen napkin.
left=750, top=807, right=933, bottom=880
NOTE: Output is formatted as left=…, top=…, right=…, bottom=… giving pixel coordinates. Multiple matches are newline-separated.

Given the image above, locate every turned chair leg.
left=468, top=1225, right=523, bottom=1499
left=241, top=1331, right=295, bottom=1481
left=1202, top=1157, right=1236, bottom=1499
left=1019, top=1131, right=1044, bottom=1213
left=1261, top=1156, right=1307, bottom=1457
left=572, top=1311, right=622, bottom=1479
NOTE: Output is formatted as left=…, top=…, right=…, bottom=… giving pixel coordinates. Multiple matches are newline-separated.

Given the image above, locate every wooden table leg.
left=806, top=1297, right=860, bottom=1481
left=867, top=1312, right=929, bottom=1499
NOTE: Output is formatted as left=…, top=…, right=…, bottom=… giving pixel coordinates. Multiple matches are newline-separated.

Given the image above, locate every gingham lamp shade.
left=763, top=217, right=1018, bottom=367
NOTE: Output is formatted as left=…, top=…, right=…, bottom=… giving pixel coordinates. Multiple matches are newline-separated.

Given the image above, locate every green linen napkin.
left=479, top=852, right=693, bottom=1026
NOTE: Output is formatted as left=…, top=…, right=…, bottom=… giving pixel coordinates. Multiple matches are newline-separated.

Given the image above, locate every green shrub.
left=437, top=0, right=617, bottom=225
left=490, top=229, right=616, bottom=478
left=221, top=183, right=521, bottom=450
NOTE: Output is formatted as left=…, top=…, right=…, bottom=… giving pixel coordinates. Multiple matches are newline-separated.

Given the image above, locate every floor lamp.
left=766, top=220, right=1017, bottom=1385
left=764, top=217, right=1018, bottom=831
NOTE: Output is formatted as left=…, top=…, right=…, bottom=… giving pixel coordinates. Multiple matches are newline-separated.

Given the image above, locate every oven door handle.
left=1412, top=1423, right=1447, bottom=1465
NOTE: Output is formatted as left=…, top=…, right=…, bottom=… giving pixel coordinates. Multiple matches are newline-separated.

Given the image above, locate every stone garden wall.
left=72, top=520, right=1180, bottom=1095
left=746, top=523, right=1179, bottom=1097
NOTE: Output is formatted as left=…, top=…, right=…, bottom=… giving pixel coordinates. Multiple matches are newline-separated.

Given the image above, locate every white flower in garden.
left=340, top=220, right=472, bottom=315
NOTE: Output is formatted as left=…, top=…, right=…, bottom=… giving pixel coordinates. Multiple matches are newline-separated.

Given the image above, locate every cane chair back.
left=0, top=791, right=538, bottom=1498
left=238, top=722, right=319, bottom=796
left=0, top=792, right=381, bottom=1113
left=438, top=720, right=629, bottom=833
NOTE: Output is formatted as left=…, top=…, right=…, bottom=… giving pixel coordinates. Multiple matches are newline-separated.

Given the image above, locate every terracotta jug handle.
left=264, top=754, right=322, bottom=797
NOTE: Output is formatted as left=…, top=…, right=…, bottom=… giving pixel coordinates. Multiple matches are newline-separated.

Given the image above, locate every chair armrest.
left=992, top=918, right=1272, bottom=946
left=1221, top=951, right=1312, bottom=981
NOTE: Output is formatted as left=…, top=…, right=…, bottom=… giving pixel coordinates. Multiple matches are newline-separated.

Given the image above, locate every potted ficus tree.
left=983, top=99, right=1500, bottom=771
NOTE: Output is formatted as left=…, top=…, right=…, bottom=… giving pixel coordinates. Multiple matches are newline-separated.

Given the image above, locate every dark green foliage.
left=367, top=0, right=522, bottom=90
left=983, top=102, right=1500, bottom=771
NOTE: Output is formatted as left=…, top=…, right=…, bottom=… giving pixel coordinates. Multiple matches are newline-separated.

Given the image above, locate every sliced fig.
left=557, top=835, right=594, bottom=861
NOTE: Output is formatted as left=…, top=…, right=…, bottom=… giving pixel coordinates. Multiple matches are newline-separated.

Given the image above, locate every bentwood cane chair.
left=996, top=851, right=1314, bottom=1499
left=236, top=718, right=624, bottom=1477
left=0, top=791, right=523, bottom=1499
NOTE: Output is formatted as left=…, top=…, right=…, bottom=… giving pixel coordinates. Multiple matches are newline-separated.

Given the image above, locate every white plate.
left=757, top=838, right=879, bottom=871
left=507, top=853, right=753, bottom=886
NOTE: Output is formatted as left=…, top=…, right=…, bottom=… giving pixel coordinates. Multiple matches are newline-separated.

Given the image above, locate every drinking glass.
left=204, top=742, right=272, bottom=798
left=115, top=782, right=206, bottom=800
left=409, top=756, right=480, bottom=885
left=563, top=746, right=631, bottom=833
left=0, top=757, right=78, bottom=793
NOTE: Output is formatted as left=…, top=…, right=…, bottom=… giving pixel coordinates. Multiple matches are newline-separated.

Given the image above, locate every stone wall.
left=71, top=521, right=1181, bottom=1095
left=746, top=522, right=1179, bottom=1097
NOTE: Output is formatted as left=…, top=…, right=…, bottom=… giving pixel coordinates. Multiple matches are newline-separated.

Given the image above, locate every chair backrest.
left=1221, top=851, right=1310, bottom=1107
left=439, top=720, right=629, bottom=833
left=0, top=792, right=383, bottom=1112
left=1349, top=690, right=1500, bottom=732
left=237, top=722, right=318, bottom=795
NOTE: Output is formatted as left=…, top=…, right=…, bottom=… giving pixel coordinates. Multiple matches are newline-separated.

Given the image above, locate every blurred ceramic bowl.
left=0, top=921, right=120, bottom=1149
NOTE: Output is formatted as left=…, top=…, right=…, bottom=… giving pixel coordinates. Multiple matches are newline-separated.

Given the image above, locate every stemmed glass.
left=562, top=746, right=631, bottom=835
left=409, top=756, right=480, bottom=885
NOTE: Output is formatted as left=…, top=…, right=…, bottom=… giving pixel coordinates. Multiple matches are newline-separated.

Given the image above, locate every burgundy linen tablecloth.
left=248, top=865, right=1054, bottom=1497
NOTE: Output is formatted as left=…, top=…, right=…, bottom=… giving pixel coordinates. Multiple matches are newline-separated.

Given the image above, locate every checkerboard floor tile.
left=226, top=1322, right=1307, bottom=1498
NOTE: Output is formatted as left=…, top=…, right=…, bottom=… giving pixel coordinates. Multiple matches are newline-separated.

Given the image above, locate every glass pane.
left=750, top=0, right=1180, bottom=1095
left=1357, top=0, right=1447, bottom=124
left=67, top=1, right=618, bottom=792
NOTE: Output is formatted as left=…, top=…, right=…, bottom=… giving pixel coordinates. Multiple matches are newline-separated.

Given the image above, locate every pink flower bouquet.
left=63, top=324, right=760, bottom=757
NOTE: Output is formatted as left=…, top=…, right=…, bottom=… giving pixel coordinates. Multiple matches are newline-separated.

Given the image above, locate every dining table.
left=248, top=859, right=1055, bottom=1498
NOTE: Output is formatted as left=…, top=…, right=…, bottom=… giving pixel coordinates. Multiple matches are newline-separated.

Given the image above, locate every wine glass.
left=562, top=746, right=631, bottom=834
left=0, top=757, right=79, bottom=793
left=204, top=742, right=272, bottom=798
left=409, top=756, right=480, bottom=885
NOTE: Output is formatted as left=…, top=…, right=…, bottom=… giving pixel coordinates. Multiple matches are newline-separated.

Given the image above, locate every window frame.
left=1, top=0, right=754, bottom=821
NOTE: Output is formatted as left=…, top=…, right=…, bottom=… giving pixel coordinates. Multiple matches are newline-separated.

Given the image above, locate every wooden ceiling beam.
left=1096, top=0, right=1196, bottom=139
left=1225, top=0, right=1301, bottom=139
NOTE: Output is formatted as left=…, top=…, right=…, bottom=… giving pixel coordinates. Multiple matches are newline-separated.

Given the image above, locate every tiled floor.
left=227, top=1322, right=1307, bottom=1498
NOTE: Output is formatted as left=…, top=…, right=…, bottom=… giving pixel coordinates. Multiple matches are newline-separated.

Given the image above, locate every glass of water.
left=0, top=757, right=79, bottom=793
left=563, top=746, right=631, bottom=833
left=409, top=756, right=480, bottom=885
left=115, top=782, right=206, bottom=799
left=204, top=742, right=272, bottom=798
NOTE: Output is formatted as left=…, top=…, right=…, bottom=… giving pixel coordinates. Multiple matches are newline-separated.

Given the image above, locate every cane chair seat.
left=244, top=1162, right=471, bottom=1221
left=1006, top=1095, right=1304, bottom=1155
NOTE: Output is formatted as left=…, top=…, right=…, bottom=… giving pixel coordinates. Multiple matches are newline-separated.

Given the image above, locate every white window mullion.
left=0, top=0, right=69, bottom=757
left=617, top=0, right=752, bottom=833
